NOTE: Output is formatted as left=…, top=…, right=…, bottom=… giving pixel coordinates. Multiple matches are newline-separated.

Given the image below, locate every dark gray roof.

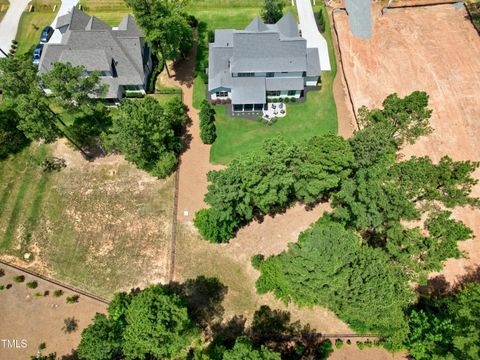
left=55, top=7, right=91, bottom=30
left=59, top=49, right=112, bottom=72
left=231, top=32, right=306, bottom=73
left=208, top=12, right=321, bottom=98
left=40, top=9, right=148, bottom=99
left=266, top=77, right=304, bottom=91
left=231, top=77, right=266, bottom=104
left=306, top=48, right=321, bottom=76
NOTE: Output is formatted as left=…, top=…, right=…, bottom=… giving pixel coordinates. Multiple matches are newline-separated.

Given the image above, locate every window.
left=267, top=91, right=281, bottom=97
left=288, top=90, right=297, bottom=96
left=302, top=71, right=306, bottom=77
left=238, top=72, right=255, bottom=77
left=233, top=104, right=243, bottom=111
left=216, top=91, right=228, bottom=97
left=266, top=72, right=274, bottom=78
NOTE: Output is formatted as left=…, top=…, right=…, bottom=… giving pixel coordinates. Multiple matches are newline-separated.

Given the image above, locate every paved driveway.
left=0, top=0, right=30, bottom=57
left=48, top=0, right=79, bottom=44
left=296, top=0, right=331, bottom=71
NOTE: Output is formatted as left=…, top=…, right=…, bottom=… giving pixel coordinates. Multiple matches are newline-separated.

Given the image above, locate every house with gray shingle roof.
left=208, top=12, right=321, bottom=112
left=38, top=7, right=152, bottom=101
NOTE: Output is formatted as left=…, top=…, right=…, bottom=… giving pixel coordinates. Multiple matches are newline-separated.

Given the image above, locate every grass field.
left=79, top=0, right=129, bottom=25
left=15, top=0, right=59, bottom=55
left=0, top=142, right=175, bottom=298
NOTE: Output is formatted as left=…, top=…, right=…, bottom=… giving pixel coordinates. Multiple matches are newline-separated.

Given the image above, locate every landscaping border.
left=0, top=258, right=109, bottom=304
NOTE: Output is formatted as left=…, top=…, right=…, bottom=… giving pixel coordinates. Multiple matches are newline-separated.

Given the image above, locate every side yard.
left=15, top=0, right=59, bottom=55
left=0, top=141, right=175, bottom=298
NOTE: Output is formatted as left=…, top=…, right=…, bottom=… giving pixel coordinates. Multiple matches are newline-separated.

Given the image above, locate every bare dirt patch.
left=334, top=3, right=480, bottom=284
left=0, top=265, right=106, bottom=360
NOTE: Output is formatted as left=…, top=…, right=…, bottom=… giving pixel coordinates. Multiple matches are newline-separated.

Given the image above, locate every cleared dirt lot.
left=0, top=265, right=106, bottom=359
left=334, top=3, right=480, bottom=284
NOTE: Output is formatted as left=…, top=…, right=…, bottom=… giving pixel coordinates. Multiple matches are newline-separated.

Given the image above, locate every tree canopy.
left=105, top=96, right=187, bottom=178
left=261, top=0, right=285, bottom=24
left=222, top=337, right=281, bottom=360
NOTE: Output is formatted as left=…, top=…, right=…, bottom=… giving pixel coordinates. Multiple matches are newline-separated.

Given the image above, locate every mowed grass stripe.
left=21, top=172, right=51, bottom=251
left=1, top=145, right=48, bottom=250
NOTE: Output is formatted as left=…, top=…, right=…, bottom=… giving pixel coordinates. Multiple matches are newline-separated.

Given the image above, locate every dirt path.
left=159, top=39, right=223, bottom=226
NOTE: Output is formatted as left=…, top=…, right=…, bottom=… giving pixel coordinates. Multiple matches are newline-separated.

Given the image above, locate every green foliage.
left=66, top=295, right=79, bottom=304
left=261, top=0, right=284, bottom=24
left=251, top=254, right=265, bottom=270
left=53, top=290, right=63, bottom=298
left=125, top=0, right=193, bottom=61
left=256, top=217, right=415, bottom=345
left=318, top=8, right=326, bottom=33
left=200, top=100, right=217, bottom=144
left=335, top=339, right=343, bottom=349
left=358, top=91, right=433, bottom=145
left=0, top=106, right=29, bottom=159
left=77, top=313, right=123, bottom=360
left=106, top=96, right=187, bottom=178
left=26, top=280, right=38, bottom=289
left=123, top=285, right=198, bottom=360
left=194, top=208, right=237, bottom=243
left=222, top=337, right=281, bottom=360
left=405, top=283, right=480, bottom=359
left=294, top=135, right=355, bottom=204
left=13, top=275, right=25, bottom=283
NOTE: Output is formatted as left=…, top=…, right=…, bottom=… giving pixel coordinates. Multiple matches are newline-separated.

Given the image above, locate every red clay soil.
left=0, top=265, right=106, bottom=359
left=334, top=4, right=480, bottom=284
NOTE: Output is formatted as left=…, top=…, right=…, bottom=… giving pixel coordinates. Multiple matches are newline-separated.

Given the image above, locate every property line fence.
left=0, top=258, right=110, bottom=304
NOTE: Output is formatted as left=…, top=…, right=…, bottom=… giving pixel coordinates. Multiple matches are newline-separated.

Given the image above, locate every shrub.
left=346, top=339, right=352, bottom=345
left=39, top=342, right=46, bottom=351
left=357, top=342, right=365, bottom=350
left=208, top=29, right=215, bottom=43
left=194, top=208, right=236, bottom=243
left=0, top=268, right=4, bottom=277
left=284, top=97, right=290, bottom=103
left=251, top=254, right=265, bottom=269
left=6, top=284, right=12, bottom=289
left=124, top=92, right=145, bottom=99
left=290, top=97, right=297, bottom=103
left=11, top=40, right=18, bottom=45
left=210, top=99, right=217, bottom=105
left=66, top=295, right=80, bottom=304
left=13, top=275, right=25, bottom=283
left=0, top=285, right=4, bottom=290
left=34, top=292, right=43, bottom=297
left=225, top=98, right=232, bottom=104
left=364, top=340, right=373, bottom=348
left=44, top=290, right=49, bottom=297
left=335, top=339, right=343, bottom=349
left=317, top=339, right=333, bottom=360
left=63, top=317, right=78, bottom=334
left=26, top=281, right=38, bottom=289
left=53, top=289, right=63, bottom=298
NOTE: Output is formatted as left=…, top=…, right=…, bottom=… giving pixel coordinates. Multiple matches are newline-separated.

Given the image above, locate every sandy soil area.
left=0, top=265, right=106, bottom=359
left=334, top=3, right=480, bottom=284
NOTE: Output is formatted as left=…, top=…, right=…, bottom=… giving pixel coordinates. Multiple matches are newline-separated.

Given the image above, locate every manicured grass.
left=196, top=2, right=338, bottom=164
left=149, top=93, right=182, bottom=106
left=15, top=0, right=59, bottom=55
left=79, top=0, right=129, bottom=26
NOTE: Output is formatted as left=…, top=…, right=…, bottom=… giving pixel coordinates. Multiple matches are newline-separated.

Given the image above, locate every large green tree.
left=222, top=337, right=280, bottom=360
left=123, top=286, right=198, bottom=359
left=0, top=106, right=29, bottom=159
left=124, top=0, right=193, bottom=76
left=256, top=217, right=415, bottom=346
left=106, top=96, right=187, bottom=178
left=405, top=283, right=480, bottom=359
left=261, top=0, right=285, bottom=24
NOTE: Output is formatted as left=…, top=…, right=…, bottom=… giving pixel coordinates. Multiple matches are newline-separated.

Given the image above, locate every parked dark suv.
left=32, top=44, right=44, bottom=65
left=40, top=26, right=54, bottom=43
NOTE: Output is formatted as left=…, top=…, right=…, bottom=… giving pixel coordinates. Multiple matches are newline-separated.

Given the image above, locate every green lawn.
left=149, top=92, right=182, bottom=106
left=15, top=0, right=60, bottom=55
left=79, top=0, right=129, bottom=26
left=192, top=2, right=339, bottom=164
